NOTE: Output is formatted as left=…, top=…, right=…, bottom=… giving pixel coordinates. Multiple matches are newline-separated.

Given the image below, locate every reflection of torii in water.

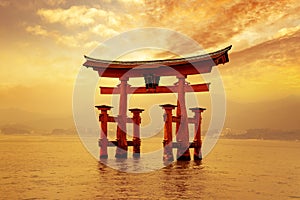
left=84, top=45, right=232, bottom=161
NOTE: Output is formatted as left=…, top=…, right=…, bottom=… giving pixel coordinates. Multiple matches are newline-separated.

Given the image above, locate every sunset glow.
left=0, top=0, right=299, bottom=130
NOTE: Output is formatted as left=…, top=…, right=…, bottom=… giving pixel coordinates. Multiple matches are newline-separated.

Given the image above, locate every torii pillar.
left=190, top=107, right=206, bottom=160
left=176, top=75, right=191, bottom=161
left=160, top=104, right=176, bottom=162
left=129, top=108, right=144, bottom=158
left=95, top=105, right=112, bottom=159
left=115, top=77, right=128, bottom=158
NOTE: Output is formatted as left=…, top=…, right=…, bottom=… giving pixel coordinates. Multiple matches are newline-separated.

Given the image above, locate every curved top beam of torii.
left=83, top=45, right=232, bottom=78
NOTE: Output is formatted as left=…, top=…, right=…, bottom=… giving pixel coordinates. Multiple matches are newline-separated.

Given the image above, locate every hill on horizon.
left=0, top=95, right=299, bottom=134
left=0, top=108, right=74, bottom=131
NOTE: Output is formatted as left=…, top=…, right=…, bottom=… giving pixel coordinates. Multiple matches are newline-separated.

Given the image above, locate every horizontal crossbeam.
left=100, top=140, right=134, bottom=147
left=100, top=83, right=210, bottom=94
left=99, top=140, right=200, bottom=148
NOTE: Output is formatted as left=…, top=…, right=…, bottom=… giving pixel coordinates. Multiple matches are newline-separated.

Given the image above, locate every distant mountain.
left=0, top=108, right=74, bottom=131
left=51, top=128, right=76, bottom=135
left=0, top=123, right=32, bottom=134
left=222, top=128, right=300, bottom=141
left=0, top=94, right=299, bottom=135
left=28, top=117, right=75, bottom=130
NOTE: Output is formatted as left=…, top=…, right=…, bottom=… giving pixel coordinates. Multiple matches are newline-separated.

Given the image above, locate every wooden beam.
left=100, top=83, right=210, bottom=94
left=100, top=140, right=134, bottom=147
left=101, top=141, right=199, bottom=148
left=95, top=63, right=213, bottom=78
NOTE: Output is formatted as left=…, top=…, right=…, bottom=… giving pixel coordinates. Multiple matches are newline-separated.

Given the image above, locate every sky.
left=0, top=0, right=299, bottom=129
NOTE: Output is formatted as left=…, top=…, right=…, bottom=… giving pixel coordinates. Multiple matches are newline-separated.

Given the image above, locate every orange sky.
left=0, top=0, right=299, bottom=129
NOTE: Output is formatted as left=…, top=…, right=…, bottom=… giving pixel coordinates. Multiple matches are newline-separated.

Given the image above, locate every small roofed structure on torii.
left=85, top=45, right=232, bottom=161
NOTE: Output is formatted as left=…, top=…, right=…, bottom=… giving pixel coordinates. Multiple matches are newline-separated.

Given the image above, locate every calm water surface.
left=0, top=135, right=299, bottom=199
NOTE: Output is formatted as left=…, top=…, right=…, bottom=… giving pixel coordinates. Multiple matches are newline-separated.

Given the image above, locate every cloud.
left=25, top=24, right=117, bottom=49
left=7, top=0, right=300, bottom=53
left=36, top=4, right=134, bottom=31
left=1, top=0, right=300, bottom=131
left=19, top=0, right=300, bottom=61
left=25, top=25, right=48, bottom=36
left=25, top=24, right=98, bottom=48
left=91, top=24, right=119, bottom=38
left=45, top=0, right=66, bottom=6
left=219, top=29, right=300, bottom=102
left=37, top=6, right=110, bottom=27
left=0, top=0, right=10, bottom=7
left=118, top=0, right=144, bottom=4
left=274, top=25, right=300, bottom=39
left=24, top=4, right=139, bottom=49
left=142, top=0, right=299, bottom=52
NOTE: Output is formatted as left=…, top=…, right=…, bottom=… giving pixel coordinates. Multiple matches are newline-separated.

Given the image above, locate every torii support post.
left=129, top=108, right=144, bottom=158
left=176, top=76, right=191, bottom=161
left=160, top=104, right=176, bottom=162
left=95, top=105, right=113, bottom=159
left=115, top=77, right=129, bottom=158
left=190, top=107, right=206, bottom=160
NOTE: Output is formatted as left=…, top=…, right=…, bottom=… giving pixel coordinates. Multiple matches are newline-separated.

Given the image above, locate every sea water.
left=0, top=135, right=299, bottom=199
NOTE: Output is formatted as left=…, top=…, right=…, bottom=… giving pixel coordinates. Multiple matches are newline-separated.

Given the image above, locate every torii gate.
left=83, top=45, right=232, bottom=161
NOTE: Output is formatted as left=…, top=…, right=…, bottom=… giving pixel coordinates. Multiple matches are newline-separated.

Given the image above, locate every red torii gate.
left=83, top=45, right=232, bottom=161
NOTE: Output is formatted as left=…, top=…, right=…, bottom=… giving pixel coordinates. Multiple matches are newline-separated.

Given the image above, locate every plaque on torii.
left=84, top=45, right=232, bottom=161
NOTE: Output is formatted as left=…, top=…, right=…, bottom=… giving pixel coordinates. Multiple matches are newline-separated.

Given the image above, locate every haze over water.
left=0, top=135, right=299, bottom=199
